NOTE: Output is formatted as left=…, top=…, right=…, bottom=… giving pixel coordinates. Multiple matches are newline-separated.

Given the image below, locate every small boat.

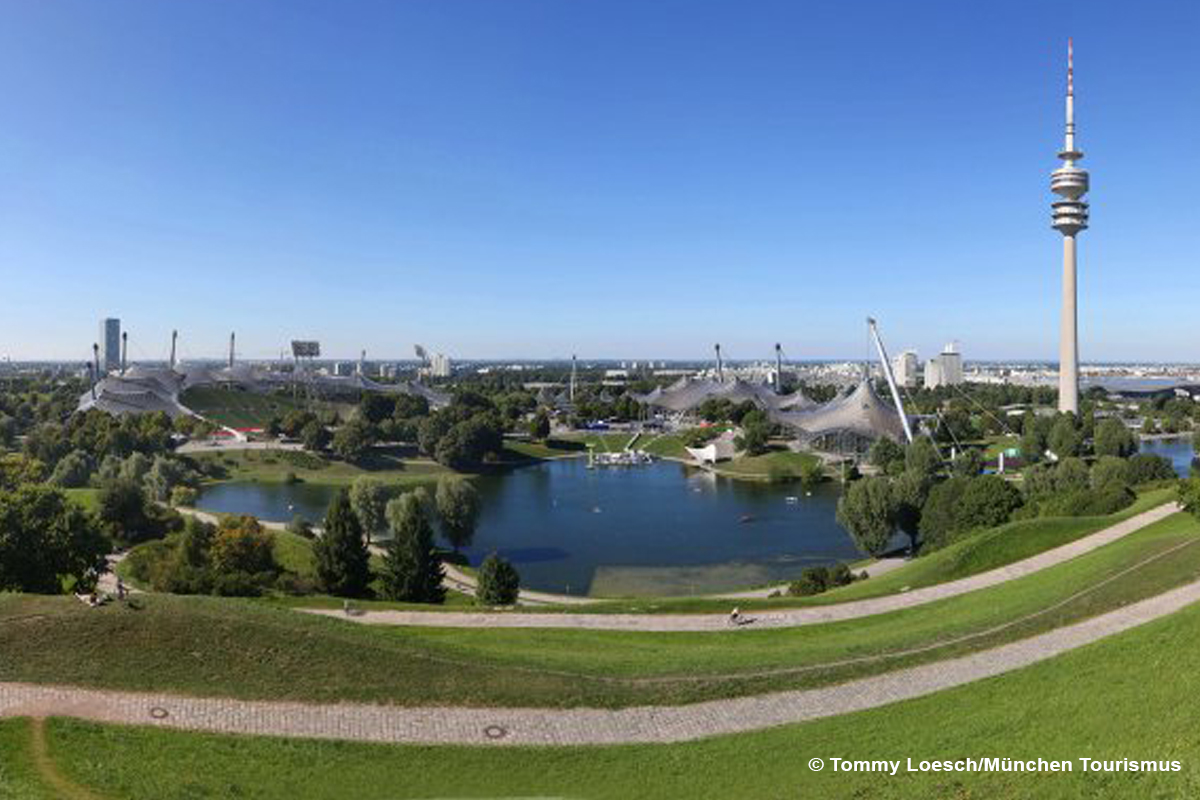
left=785, top=496, right=799, bottom=505
left=739, top=514, right=755, bottom=524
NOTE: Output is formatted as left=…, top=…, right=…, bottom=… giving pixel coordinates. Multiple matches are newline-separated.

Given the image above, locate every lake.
left=1138, top=436, right=1196, bottom=476
left=196, top=459, right=862, bottom=597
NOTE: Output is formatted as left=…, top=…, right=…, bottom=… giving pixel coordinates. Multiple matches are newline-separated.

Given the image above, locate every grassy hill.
left=184, top=447, right=450, bottom=488
left=5, top=510, right=1199, bottom=711
left=20, top=589, right=1200, bottom=799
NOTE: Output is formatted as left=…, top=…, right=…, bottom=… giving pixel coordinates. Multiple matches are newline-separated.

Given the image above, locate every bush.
left=788, top=566, right=831, bottom=596
left=1127, top=454, right=1177, bottom=485
left=828, top=562, right=853, bottom=588
left=170, top=486, right=198, bottom=507
left=1040, top=486, right=1136, bottom=517
left=211, top=570, right=268, bottom=597
left=286, top=514, right=314, bottom=539
left=476, top=553, right=521, bottom=605
left=920, top=475, right=1023, bottom=551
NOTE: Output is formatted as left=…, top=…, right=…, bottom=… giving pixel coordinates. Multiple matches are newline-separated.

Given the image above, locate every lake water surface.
left=197, top=459, right=861, bottom=597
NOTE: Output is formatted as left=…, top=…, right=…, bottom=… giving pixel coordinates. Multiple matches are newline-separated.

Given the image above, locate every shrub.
left=170, top=486, right=198, bottom=507
left=286, top=514, right=314, bottom=539
left=476, top=553, right=521, bottom=605
left=1128, top=454, right=1177, bottom=485
left=788, top=566, right=831, bottom=596
left=1041, top=486, right=1136, bottom=517
left=828, top=562, right=853, bottom=588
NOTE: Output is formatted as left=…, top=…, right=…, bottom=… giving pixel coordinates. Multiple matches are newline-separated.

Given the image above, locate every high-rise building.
left=99, top=318, right=120, bottom=373
left=924, top=343, right=963, bottom=389
left=1051, top=39, right=1089, bottom=414
left=893, top=350, right=919, bottom=388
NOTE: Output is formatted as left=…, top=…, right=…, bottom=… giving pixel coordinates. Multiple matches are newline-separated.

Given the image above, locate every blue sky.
left=1, top=0, right=1196, bottom=363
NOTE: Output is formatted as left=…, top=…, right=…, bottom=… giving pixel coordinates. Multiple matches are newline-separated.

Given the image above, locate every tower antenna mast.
left=1051, top=38, right=1090, bottom=414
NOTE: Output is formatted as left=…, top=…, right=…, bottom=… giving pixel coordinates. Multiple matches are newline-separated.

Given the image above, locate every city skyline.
left=2, top=1, right=1198, bottom=362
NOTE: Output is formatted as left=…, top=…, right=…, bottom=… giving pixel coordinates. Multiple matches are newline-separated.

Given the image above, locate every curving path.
left=6, top=571, right=1200, bottom=746
left=301, top=502, right=1181, bottom=631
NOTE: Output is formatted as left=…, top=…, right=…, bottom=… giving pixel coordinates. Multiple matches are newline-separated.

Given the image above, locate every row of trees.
left=839, top=434, right=1177, bottom=557
left=314, top=482, right=519, bottom=605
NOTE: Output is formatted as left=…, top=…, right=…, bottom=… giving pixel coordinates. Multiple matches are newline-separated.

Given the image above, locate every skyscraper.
left=1051, top=40, right=1089, bottom=414
left=99, top=318, right=120, bottom=373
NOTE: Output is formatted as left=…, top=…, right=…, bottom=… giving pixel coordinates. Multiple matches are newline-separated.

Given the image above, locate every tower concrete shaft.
left=1051, top=39, right=1089, bottom=415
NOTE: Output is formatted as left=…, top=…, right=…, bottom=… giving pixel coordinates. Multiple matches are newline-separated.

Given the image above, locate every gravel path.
left=300, top=503, right=1181, bottom=631
left=5, top=570, right=1200, bottom=746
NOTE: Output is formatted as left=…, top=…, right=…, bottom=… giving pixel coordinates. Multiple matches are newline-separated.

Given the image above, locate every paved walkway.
left=6, top=570, right=1200, bottom=745
left=301, top=503, right=1181, bottom=631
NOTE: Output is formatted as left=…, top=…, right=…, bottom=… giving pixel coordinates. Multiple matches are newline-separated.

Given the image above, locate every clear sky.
left=1, top=0, right=1197, bottom=363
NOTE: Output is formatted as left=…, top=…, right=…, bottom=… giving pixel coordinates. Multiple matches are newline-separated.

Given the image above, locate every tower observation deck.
left=1051, top=39, right=1089, bottom=414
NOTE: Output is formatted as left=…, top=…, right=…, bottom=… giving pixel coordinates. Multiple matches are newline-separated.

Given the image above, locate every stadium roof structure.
left=78, top=363, right=450, bottom=419
left=768, top=378, right=908, bottom=443
left=630, top=377, right=814, bottom=414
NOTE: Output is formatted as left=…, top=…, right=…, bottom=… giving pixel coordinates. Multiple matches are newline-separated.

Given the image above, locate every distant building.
left=99, top=318, right=120, bottom=373
left=429, top=353, right=452, bottom=378
left=333, top=361, right=354, bottom=377
left=924, top=343, right=964, bottom=389
left=893, top=350, right=919, bottom=388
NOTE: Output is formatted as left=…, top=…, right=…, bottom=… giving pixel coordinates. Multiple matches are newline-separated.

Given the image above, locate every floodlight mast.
left=715, top=344, right=723, bottom=382
left=774, top=343, right=783, bottom=394
left=169, top=330, right=178, bottom=371
left=229, top=333, right=236, bottom=369
left=121, top=332, right=128, bottom=375
left=91, top=343, right=99, bottom=399
left=867, top=317, right=914, bottom=444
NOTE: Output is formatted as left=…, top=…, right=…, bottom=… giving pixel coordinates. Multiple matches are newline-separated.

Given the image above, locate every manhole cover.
left=483, top=725, right=508, bottom=739
left=149, top=706, right=169, bottom=720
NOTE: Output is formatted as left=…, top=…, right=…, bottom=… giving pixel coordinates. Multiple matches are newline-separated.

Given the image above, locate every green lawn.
left=500, top=439, right=586, bottom=460
left=713, top=448, right=820, bottom=481
left=11, top=588, right=1200, bottom=798
left=185, top=447, right=450, bottom=488
left=5, top=511, right=1199, bottom=711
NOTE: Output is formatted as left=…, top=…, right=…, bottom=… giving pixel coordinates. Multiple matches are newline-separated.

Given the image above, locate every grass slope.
left=21, top=591, right=1200, bottom=799
left=4, top=511, right=1199, bottom=710
left=186, top=446, right=450, bottom=488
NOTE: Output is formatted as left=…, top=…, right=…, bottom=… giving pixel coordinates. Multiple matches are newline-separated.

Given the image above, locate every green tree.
left=476, top=552, right=520, bottom=605
left=890, top=471, right=928, bottom=551
left=331, top=419, right=373, bottom=463
left=1179, top=477, right=1200, bottom=522
left=313, top=489, right=371, bottom=597
left=96, top=479, right=156, bottom=545
left=735, top=410, right=772, bottom=457
left=380, top=491, right=445, bottom=603
left=952, top=448, right=985, bottom=478
left=868, top=437, right=905, bottom=473
left=1048, top=414, right=1082, bottom=458
left=1090, top=456, right=1131, bottom=492
left=435, top=476, right=481, bottom=552
left=529, top=412, right=551, bottom=441
left=1020, top=411, right=1046, bottom=463
left=143, top=455, right=190, bottom=502
left=0, top=485, right=109, bottom=593
left=210, top=515, right=277, bottom=576
left=1127, top=453, right=1177, bottom=484
left=904, top=437, right=941, bottom=480
left=1055, top=457, right=1091, bottom=493
left=1093, top=418, right=1137, bottom=458
left=349, top=476, right=389, bottom=544
left=301, top=420, right=331, bottom=452
left=835, top=477, right=895, bottom=556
